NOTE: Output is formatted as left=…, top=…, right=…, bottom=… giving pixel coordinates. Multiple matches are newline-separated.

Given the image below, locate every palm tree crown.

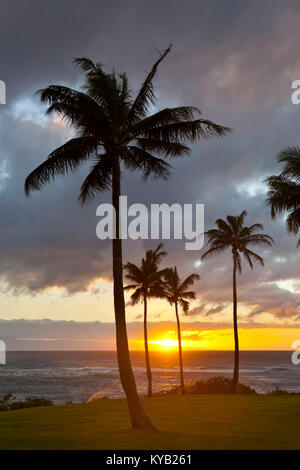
left=25, top=45, right=230, bottom=199
left=163, top=267, right=200, bottom=312
left=265, top=146, right=300, bottom=245
left=201, top=210, right=274, bottom=272
left=124, top=243, right=167, bottom=302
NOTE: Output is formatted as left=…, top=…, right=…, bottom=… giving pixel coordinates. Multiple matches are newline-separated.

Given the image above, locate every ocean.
left=0, top=350, right=299, bottom=404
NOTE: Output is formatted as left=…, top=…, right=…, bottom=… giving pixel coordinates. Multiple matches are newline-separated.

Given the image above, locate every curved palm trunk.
left=232, top=253, right=239, bottom=394
left=143, top=292, right=153, bottom=397
left=175, top=301, right=185, bottom=394
left=112, top=155, right=155, bottom=430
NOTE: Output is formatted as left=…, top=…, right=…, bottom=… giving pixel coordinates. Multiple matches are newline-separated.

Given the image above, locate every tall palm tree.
left=265, top=146, right=300, bottom=245
left=201, top=211, right=274, bottom=393
left=24, top=45, right=230, bottom=429
left=162, top=267, right=200, bottom=394
left=124, top=243, right=167, bottom=397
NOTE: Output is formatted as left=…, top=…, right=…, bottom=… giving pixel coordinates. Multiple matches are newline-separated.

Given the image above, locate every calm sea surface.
left=0, top=350, right=299, bottom=404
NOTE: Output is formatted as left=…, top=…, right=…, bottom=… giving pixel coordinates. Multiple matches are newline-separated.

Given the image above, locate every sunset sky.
left=1, top=0, right=300, bottom=350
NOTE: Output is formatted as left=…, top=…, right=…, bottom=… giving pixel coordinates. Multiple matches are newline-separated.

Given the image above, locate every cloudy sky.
left=1, top=0, right=300, bottom=350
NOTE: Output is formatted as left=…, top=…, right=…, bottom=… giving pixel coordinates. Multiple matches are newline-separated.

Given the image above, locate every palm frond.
left=73, top=57, right=98, bottom=72
left=215, top=218, right=231, bottom=234
left=38, top=85, right=108, bottom=134
left=242, top=233, right=274, bottom=246
left=239, top=223, right=263, bottom=237
left=78, top=155, right=112, bottom=204
left=179, top=298, right=190, bottom=314
left=135, top=138, right=190, bottom=158
left=124, top=262, right=144, bottom=283
left=145, top=243, right=167, bottom=269
left=179, top=274, right=200, bottom=292
left=265, top=174, right=300, bottom=218
left=123, top=283, right=139, bottom=291
left=129, top=45, right=172, bottom=122
left=180, top=291, right=196, bottom=300
left=25, top=137, right=99, bottom=195
left=129, top=287, right=144, bottom=305
left=277, top=146, right=300, bottom=182
left=237, top=210, right=247, bottom=226
left=286, top=208, right=300, bottom=234
left=226, top=214, right=240, bottom=233
left=131, top=106, right=200, bottom=135
left=141, top=119, right=231, bottom=143
left=124, top=146, right=171, bottom=180
left=243, top=248, right=264, bottom=268
left=201, top=244, right=228, bottom=260
left=119, top=72, right=130, bottom=101
left=148, top=284, right=167, bottom=299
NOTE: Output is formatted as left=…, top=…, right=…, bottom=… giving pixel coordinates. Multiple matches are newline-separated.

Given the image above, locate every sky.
left=1, top=0, right=300, bottom=350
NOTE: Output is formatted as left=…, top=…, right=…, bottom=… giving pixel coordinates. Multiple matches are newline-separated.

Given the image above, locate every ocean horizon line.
left=3, top=349, right=293, bottom=353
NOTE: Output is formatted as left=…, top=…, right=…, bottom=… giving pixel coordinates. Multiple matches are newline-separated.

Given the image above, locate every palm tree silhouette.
left=162, top=267, right=200, bottom=394
left=24, top=45, right=230, bottom=429
left=201, top=211, right=274, bottom=393
left=124, top=243, right=167, bottom=397
left=265, top=146, right=300, bottom=245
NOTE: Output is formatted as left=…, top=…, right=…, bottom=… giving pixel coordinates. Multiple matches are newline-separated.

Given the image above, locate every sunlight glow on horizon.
left=131, top=327, right=300, bottom=351
left=149, top=338, right=179, bottom=350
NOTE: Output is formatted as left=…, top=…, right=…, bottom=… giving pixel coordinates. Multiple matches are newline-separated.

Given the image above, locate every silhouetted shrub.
left=155, top=376, right=256, bottom=395
left=0, top=393, right=54, bottom=411
left=268, top=387, right=290, bottom=395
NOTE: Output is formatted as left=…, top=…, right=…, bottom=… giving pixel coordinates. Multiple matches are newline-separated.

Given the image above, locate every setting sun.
left=149, top=339, right=179, bottom=349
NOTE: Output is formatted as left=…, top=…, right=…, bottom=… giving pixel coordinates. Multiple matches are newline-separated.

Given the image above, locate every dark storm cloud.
left=0, top=0, right=281, bottom=96
left=1, top=0, right=300, bottom=320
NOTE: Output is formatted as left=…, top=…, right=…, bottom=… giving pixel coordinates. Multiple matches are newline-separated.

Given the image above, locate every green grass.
left=0, top=395, right=300, bottom=449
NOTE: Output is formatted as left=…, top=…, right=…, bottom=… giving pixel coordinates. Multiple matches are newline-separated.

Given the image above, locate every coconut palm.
left=265, top=146, right=300, bottom=245
left=24, top=45, right=230, bottom=429
left=124, top=243, right=167, bottom=397
left=162, top=267, right=200, bottom=394
left=201, top=211, right=274, bottom=393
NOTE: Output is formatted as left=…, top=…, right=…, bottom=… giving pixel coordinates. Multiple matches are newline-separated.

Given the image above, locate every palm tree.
left=162, top=267, right=200, bottom=394
left=24, top=45, right=230, bottom=429
left=201, top=211, right=274, bottom=393
left=265, top=146, right=300, bottom=245
left=124, top=243, right=167, bottom=397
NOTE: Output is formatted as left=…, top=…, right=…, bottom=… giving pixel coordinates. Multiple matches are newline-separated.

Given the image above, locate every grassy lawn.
left=0, top=395, right=299, bottom=449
